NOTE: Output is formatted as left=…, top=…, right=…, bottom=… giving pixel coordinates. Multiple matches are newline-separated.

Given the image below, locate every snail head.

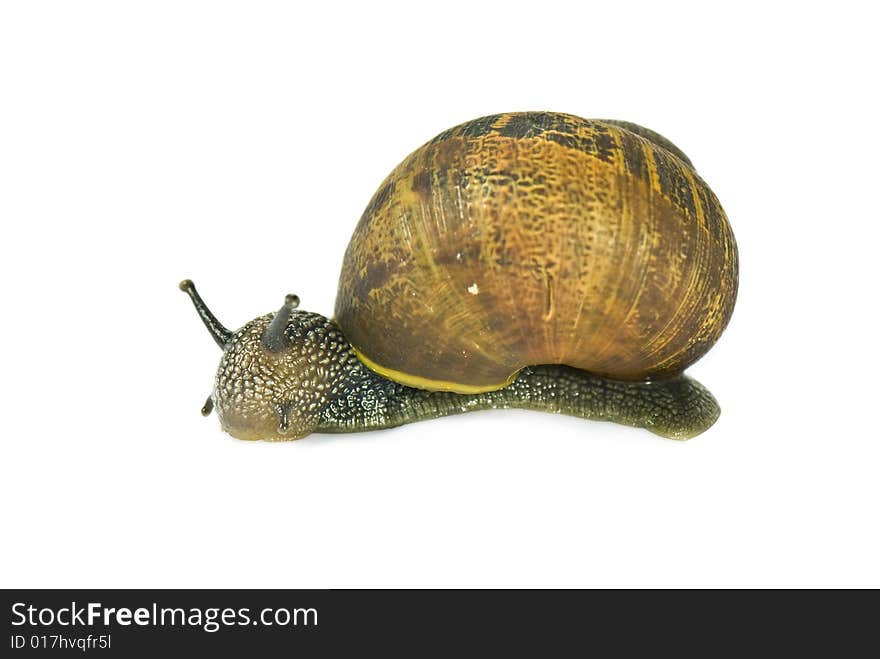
left=179, top=280, right=346, bottom=440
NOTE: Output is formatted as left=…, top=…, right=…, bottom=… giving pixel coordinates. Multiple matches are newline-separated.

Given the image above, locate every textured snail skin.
left=211, top=312, right=718, bottom=441
left=321, top=365, right=719, bottom=441
left=336, top=112, right=738, bottom=391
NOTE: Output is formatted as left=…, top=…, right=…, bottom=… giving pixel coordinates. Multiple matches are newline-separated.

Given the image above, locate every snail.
left=181, top=111, right=738, bottom=441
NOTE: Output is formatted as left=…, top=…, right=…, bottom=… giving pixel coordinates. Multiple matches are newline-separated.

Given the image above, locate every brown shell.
left=335, top=112, right=738, bottom=392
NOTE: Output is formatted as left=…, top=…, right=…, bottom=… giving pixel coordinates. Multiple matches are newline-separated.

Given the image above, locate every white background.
left=2, top=1, right=878, bottom=588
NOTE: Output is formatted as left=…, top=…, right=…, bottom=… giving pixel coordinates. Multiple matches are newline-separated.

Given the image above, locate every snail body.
left=181, top=112, right=738, bottom=441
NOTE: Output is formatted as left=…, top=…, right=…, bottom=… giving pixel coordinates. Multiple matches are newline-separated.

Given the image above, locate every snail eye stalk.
left=179, top=279, right=233, bottom=349
left=262, top=293, right=300, bottom=353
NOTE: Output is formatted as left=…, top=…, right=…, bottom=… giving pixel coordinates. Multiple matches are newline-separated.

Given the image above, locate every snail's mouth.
left=217, top=405, right=312, bottom=442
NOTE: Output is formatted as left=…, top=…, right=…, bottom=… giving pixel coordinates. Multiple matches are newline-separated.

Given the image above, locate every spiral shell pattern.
left=336, top=112, right=738, bottom=392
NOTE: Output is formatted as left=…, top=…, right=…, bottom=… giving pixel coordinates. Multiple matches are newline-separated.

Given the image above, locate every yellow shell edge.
left=352, top=346, right=518, bottom=394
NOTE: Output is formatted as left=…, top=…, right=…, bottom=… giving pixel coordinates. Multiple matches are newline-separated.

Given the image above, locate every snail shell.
left=335, top=112, right=738, bottom=393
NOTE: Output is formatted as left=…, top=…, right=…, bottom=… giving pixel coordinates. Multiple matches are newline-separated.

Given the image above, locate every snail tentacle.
left=179, top=279, right=233, bottom=349
left=262, top=293, right=300, bottom=353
